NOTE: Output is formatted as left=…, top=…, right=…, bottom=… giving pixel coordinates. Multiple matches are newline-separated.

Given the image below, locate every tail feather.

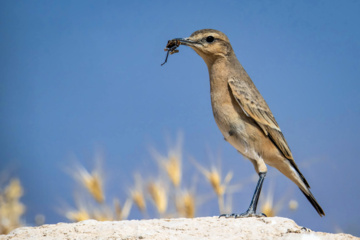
left=300, top=188, right=325, bottom=217
left=277, top=159, right=325, bottom=217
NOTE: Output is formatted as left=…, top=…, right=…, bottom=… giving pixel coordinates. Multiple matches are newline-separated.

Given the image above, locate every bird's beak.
left=173, top=38, right=199, bottom=47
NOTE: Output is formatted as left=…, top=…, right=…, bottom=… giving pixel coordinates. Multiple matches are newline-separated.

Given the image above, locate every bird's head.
left=177, top=29, right=234, bottom=65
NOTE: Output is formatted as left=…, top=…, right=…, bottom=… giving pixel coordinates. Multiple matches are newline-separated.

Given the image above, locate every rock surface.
left=1, top=216, right=358, bottom=240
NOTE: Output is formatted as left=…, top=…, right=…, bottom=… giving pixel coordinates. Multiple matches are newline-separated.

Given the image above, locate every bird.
left=163, top=29, right=325, bottom=217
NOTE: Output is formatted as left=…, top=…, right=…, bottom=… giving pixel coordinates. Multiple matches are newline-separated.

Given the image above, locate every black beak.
left=174, top=38, right=198, bottom=46
left=165, top=38, right=200, bottom=49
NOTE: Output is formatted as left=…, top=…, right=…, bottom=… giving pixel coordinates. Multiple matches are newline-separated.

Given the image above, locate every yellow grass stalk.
left=73, top=165, right=105, bottom=203
left=130, top=173, right=146, bottom=213
left=164, top=155, right=181, bottom=188
left=261, top=199, right=276, bottom=217
left=175, top=190, right=195, bottom=218
left=4, top=178, right=23, bottom=200
left=92, top=205, right=115, bottom=221
left=150, top=134, right=183, bottom=188
left=260, top=184, right=285, bottom=217
left=131, top=190, right=146, bottom=213
left=191, top=158, right=233, bottom=213
left=0, top=178, right=26, bottom=234
left=147, top=181, right=168, bottom=215
left=65, top=208, right=91, bottom=222
left=114, top=198, right=132, bottom=220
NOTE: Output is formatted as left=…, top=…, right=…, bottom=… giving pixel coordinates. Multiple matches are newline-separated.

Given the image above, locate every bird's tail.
left=291, top=163, right=325, bottom=217
left=277, top=160, right=325, bottom=217
left=300, top=188, right=325, bottom=217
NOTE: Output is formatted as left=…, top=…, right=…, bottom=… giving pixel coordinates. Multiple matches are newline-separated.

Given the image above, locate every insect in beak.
left=161, top=39, right=181, bottom=66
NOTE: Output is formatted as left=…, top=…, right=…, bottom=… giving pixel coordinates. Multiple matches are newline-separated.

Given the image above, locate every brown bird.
left=163, top=29, right=325, bottom=217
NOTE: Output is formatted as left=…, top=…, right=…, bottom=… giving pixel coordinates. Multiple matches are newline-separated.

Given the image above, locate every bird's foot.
left=219, top=213, right=237, bottom=218
left=219, top=211, right=266, bottom=218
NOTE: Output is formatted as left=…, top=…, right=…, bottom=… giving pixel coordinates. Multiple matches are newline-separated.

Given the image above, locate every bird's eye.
left=206, top=36, right=214, bottom=43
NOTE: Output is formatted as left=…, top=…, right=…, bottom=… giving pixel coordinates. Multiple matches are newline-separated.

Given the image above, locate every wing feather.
left=228, top=77, right=294, bottom=160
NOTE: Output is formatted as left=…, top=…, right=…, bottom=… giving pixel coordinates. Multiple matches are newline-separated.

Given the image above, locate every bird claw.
left=219, top=213, right=235, bottom=218
left=219, top=211, right=267, bottom=218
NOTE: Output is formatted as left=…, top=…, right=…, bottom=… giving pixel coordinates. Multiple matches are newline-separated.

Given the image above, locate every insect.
left=161, top=39, right=181, bottom=66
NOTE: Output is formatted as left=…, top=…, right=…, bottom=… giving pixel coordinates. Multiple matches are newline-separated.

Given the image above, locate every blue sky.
left=1, top=0, right=360, bottom=236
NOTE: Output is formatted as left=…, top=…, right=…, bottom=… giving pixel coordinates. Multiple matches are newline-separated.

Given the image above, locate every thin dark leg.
left=246, top=172, right=266, bottom=214
left=219, top=172, right=267, bottom=218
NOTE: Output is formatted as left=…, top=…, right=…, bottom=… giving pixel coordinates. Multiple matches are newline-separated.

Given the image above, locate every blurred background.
left=1, top=0, right=360, bottom=236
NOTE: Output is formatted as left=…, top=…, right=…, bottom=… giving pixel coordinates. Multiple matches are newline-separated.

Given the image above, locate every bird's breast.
left=211, top=88, right=248, bottom=138
left=210, top=81, right=265, bottom=159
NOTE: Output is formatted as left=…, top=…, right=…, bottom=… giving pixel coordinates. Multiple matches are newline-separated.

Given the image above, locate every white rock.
left=1, top=217, right=358, bottom=240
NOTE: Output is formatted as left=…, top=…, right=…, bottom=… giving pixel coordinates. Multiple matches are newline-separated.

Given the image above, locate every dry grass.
left=65, top=204, right=90, bottom=222
left=175, top=189, right=196, bottom=218
left=191, top=158, right=233, bottom=214
left=65, top=157, right=132, bottom=222
left=259, top=181, right=298, bottom=217
left=126, top=134, right=196, bottom=218
left=147, top=180, right=168, bottom=216
left=129, top=173, right=147, bottom=214
left=71, top=164, right=105, bottom=204
left=0, top=136, right=298, bottom=234
left=0, top=135, right=335, bottom=236
left=150, top=134, right=183, bottom=188
left=260, top=190, right=277, bottom=217
left=65, top=194, right=132, bottom=222
left=63, top=135, right=298, bottom=221
left=0, top=178, right=25, bottom=234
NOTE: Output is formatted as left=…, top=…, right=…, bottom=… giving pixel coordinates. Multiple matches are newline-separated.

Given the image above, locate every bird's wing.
left=228, top=77, right=293, bottom=160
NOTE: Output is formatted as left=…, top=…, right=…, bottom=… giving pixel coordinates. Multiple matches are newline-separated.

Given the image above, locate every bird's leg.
left=243, top=172, right=266, bottom=216
left=219, top=172, right=267, bottom=218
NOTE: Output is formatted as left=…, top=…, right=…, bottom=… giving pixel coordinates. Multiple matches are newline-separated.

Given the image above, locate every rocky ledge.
left=1, top=216, right=358, bottom=240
